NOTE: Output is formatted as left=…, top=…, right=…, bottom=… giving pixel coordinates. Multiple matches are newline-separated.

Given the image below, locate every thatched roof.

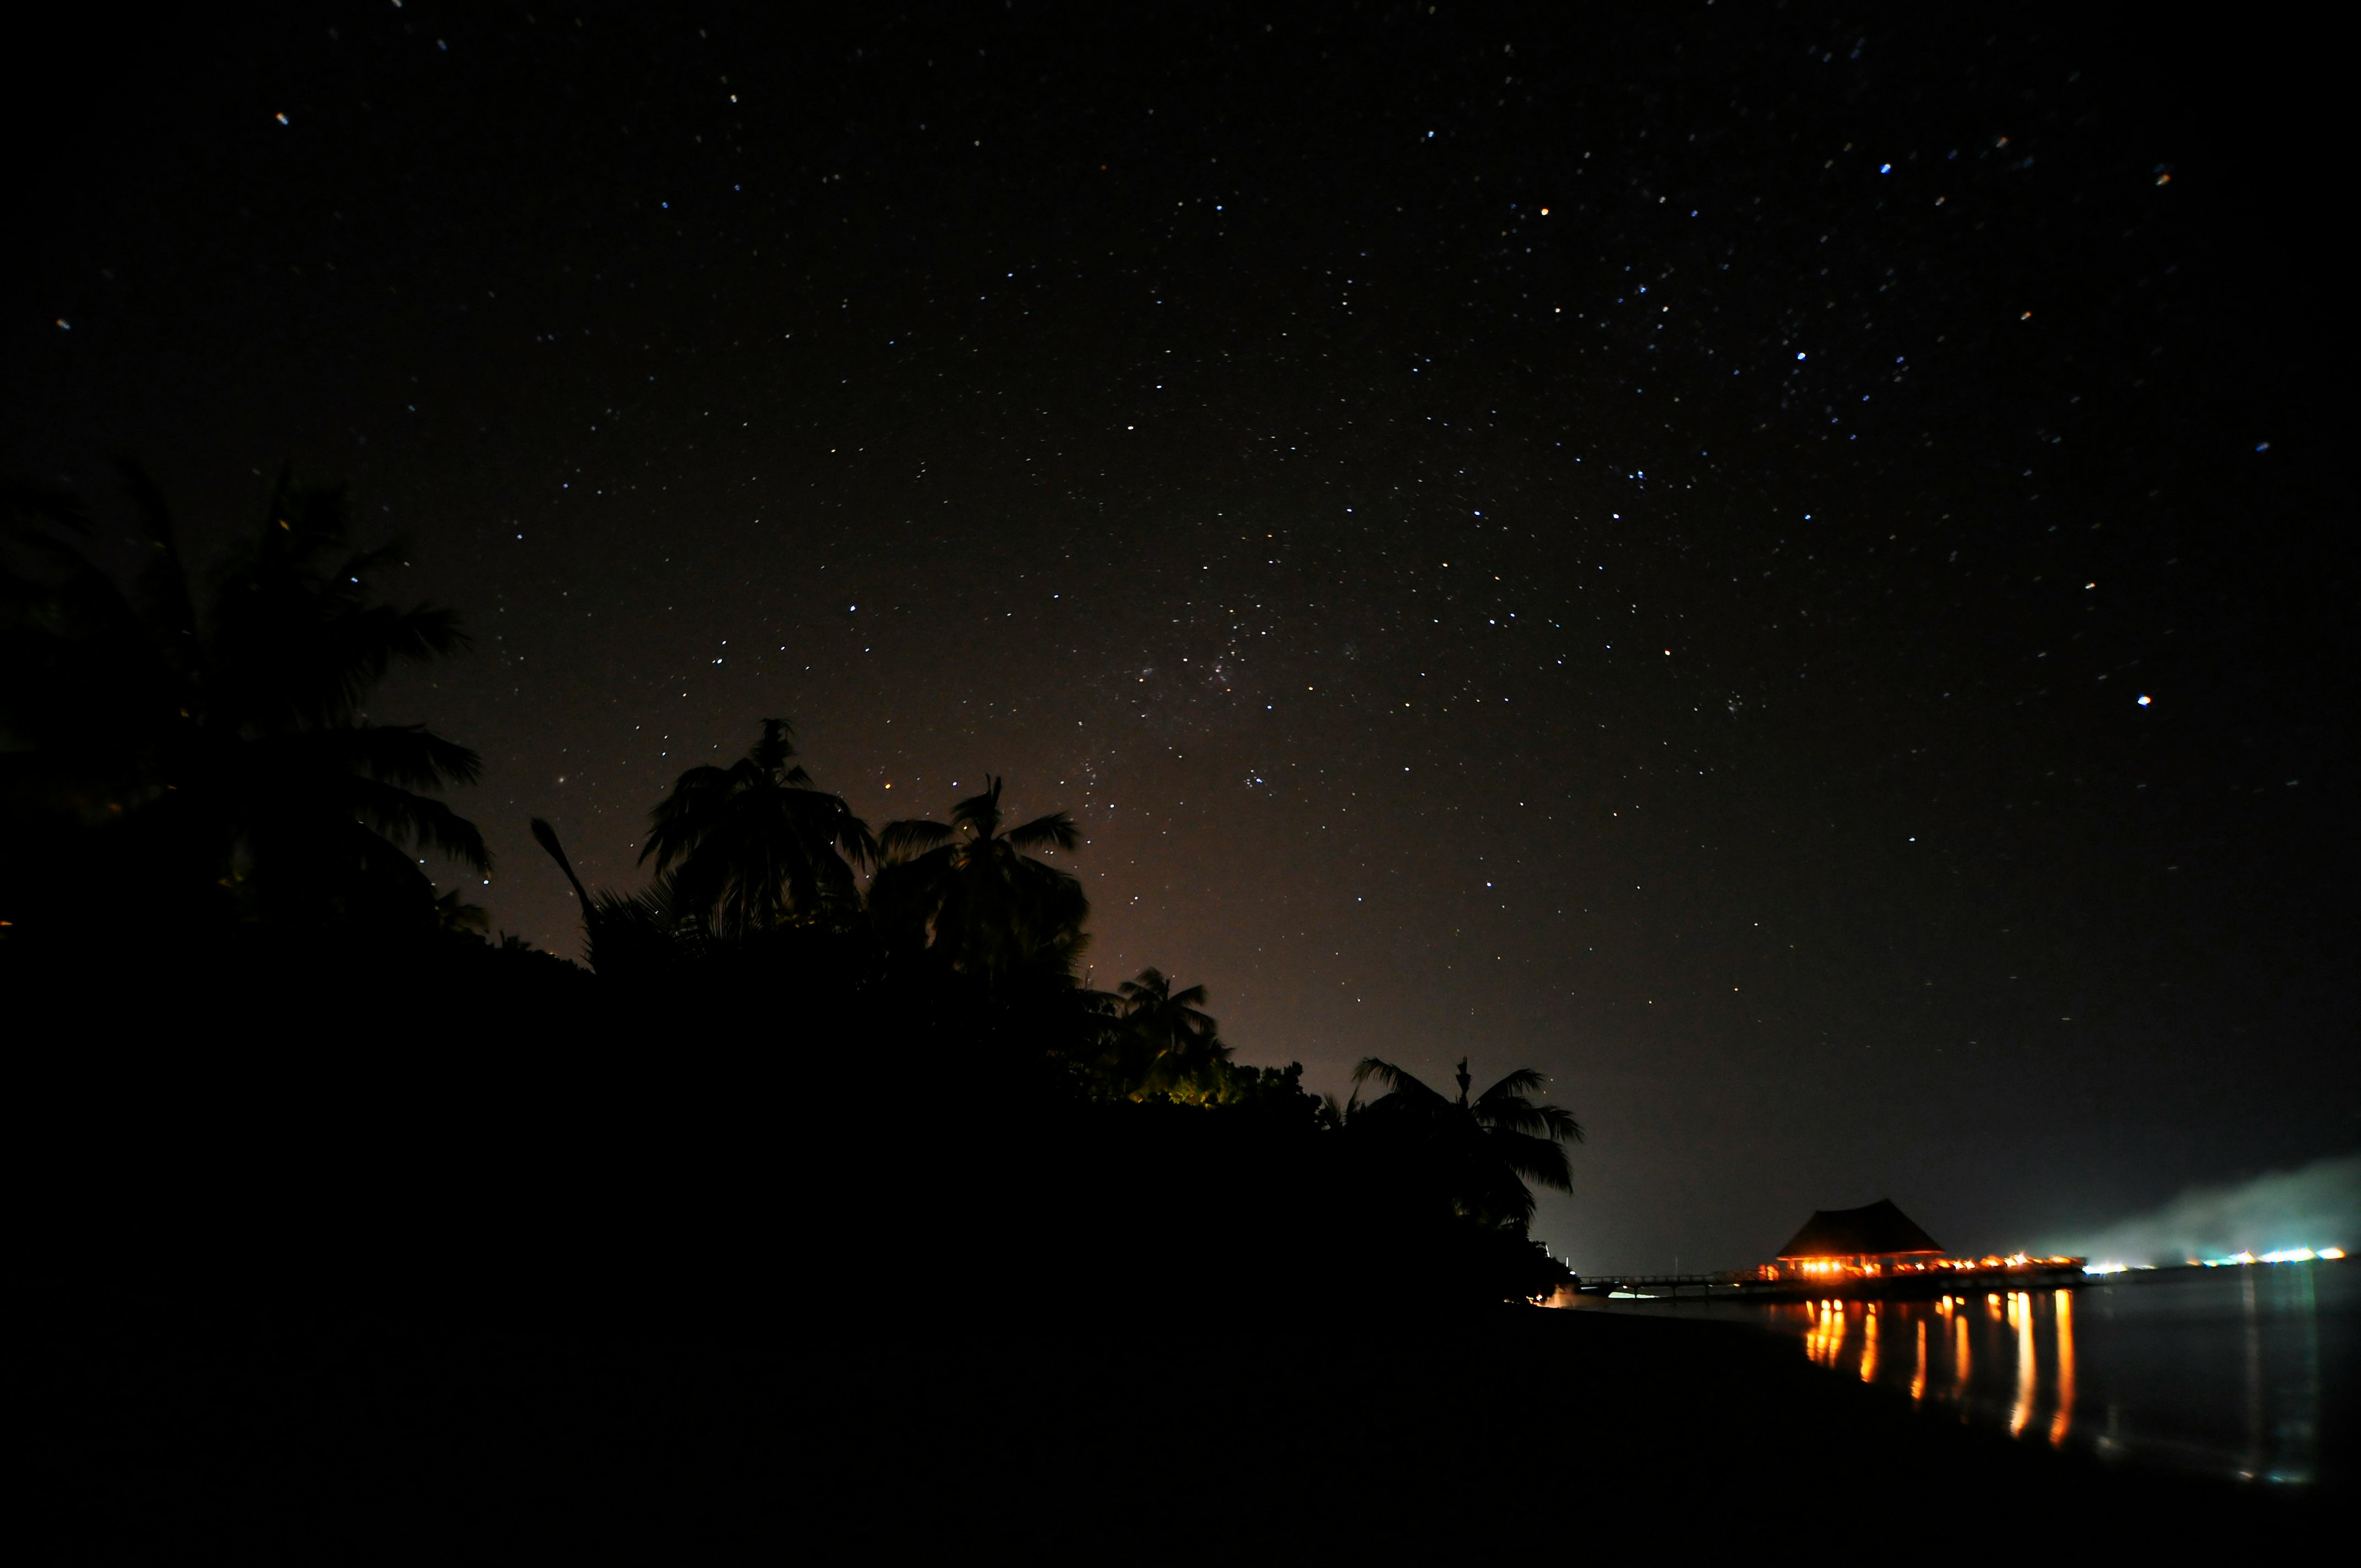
left=1775, top=1199, right=1943, bottom=1259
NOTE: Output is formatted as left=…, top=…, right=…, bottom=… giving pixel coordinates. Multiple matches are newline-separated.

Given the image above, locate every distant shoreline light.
left=2086, top=1246, right=2346, bottom=1275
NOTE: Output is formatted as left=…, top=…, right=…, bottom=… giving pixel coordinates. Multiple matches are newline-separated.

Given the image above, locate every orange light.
left=2049, top=1291, right=2075, bottom=1446
left=2008, top=1293, right=2037, bottom=1438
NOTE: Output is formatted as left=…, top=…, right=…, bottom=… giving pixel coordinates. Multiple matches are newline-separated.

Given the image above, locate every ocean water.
left=1575, top=1258, right=2357, bottom=1490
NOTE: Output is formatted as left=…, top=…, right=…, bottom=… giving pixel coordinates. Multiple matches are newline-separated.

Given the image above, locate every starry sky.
left=9, top=3, right=2349, bottom=1272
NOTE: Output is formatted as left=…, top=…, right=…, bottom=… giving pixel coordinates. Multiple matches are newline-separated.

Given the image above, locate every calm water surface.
left=1577, top=1259, right=2357, bottom=1490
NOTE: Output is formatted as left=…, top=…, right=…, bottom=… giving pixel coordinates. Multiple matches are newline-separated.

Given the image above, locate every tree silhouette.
left=1, top=467, right=486, bottom=934
left=1108, top=967, right=1232, bottom=1101
left=531, top=815, right=697, bottom=977
left=868, top=775, right=1086, bottom=982
left=1346, top=1057, right=1584, bottom=1229
left=640, top=718, right=874, bottom=937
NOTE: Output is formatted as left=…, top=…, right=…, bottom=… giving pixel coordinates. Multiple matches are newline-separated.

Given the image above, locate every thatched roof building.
left=1775, top=1199, right=1943, bottom=1262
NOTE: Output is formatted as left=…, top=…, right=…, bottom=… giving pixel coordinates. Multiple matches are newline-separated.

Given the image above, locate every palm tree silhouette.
left=1347, top=1057, right=1584, bottom=1229
left=640, top=718, right=874, bottom=937
left=2, top=467, right=486, bottom=932
left=869, top=775, right=1086, bottom=981
left=531, top=816, right=695, bottom=976
left=1112, top=967, right=1231, bottom=1099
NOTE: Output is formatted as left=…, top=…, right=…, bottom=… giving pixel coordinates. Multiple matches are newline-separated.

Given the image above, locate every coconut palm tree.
left=639, top=718, right=874, bottom=937
left=868, top=775, right=1086, bottom=981
left=1, top=467, right=486, bottom=934
left=1346, top=1057, right=1584, bottom=1230
left=1111, top=967, right=1231, bottom=1099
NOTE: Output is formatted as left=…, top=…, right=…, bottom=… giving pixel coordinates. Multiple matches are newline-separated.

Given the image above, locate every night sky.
left=10, top=4, right=2349, bottom=1272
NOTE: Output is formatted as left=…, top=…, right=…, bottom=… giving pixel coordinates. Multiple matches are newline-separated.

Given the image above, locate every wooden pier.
left=1571, top=1262, right=2088, bottom=1304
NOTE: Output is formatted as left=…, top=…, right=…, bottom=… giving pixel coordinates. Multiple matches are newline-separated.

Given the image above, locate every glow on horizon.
left=2085, top=1245, right=2344, bottom=1275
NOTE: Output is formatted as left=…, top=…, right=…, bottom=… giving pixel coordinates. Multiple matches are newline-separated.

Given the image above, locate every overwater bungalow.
left=1565, top=1198, right=2082, bottom=1301
left=1769, top=1199, right=1945, bottom=1279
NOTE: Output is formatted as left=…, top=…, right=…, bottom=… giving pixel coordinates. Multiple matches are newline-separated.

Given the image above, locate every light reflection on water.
left=1579, top=1259, right=2354, bottom=1489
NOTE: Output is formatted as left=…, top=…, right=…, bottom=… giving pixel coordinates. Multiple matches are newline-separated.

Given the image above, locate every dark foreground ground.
left=7, top=1276, right=2326, bottom=1562
left=0, top=997, right=2335, bottom=1557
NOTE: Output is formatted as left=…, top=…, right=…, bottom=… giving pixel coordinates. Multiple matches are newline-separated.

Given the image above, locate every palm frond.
left=342, top=601, right=470, bottom=669
left=950, top=775, right=1004, bottom=838
left=433, top=888, right=489, bottom=934
left=1474, top=1096, right=1551, bottom=1137
left=796, top=790, right=874, bottom=867
left=1351, top=1057, right=1443, bottom=1104
left=643, top=763, right=735, bottom=869
left=1118, top=967, right=1169, bottom=1004
left=879, top=818, right=955, bottom=861
left=531, top=816, right=595, bottom=908
left=345, top=723, right=483, bottom=791
left=1528, top=1103, right=1585, bottom=1144
left=349, top=777, right=492, bottom=872
left=1478, top=1066, right=1551, bottom=1102
left=1487, top=1129, right=1577, bottom=1193
left=334, top=536, right=407, bottom=582
left=277, top=603, right=470, bottom=726
left=583, top=878, right=694, bottom=976
left=1005, top=810, right=1079, bottom=852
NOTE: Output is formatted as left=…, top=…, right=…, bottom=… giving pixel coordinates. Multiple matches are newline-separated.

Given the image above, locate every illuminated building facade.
left=1769, top=1198, right=1946, bottom=1280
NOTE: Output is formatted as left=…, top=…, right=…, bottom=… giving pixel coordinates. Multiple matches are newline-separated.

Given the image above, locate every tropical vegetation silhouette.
left=644, top=717, right=874, bottom=937
left=4, top=470, right=1585, bottom=1314
left=2, top=467, right=486, bottom=937
left=1344, top=1057, right=1586, bottom=1230
left=870, top=774, right=1088, bottom=982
